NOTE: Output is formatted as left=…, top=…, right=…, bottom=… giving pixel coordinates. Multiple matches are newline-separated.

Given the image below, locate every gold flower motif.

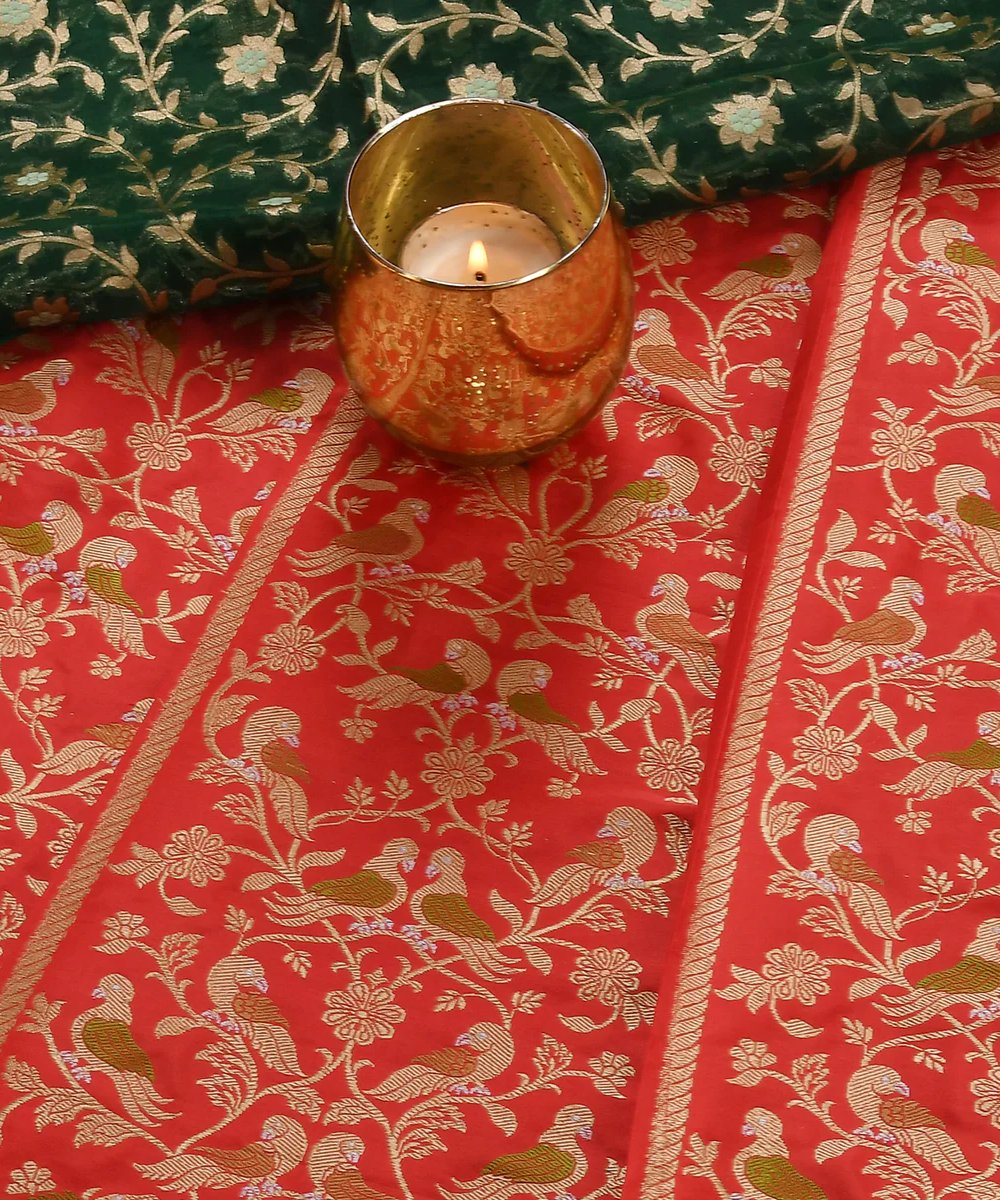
left=972, top=1069, right=1000, bottom=1125
left=889, top=332, right=940, bottom=365
left=897, top=808, right=932, bottom=835
left=710, top=94, right=783, bottom=153
left=420, top=742, right=494, bottom=800
left=504, top=535, right=573, bottom=587
left=260, top=622, right=324, bottom=675
left=127, top=420, right=192, bottom=471
left=162, top=825, right=230, bottom=887
left=871, top=421, right=935, bottom=471
left=218, top=35, right=285, bottom=89
left=730, top=1039, right=777, bottom=1075
left=589, top=1051, right=635, bottom=1096
left=340, top=716, right=376, bottom=744
left=637, top=738, right=703, bottom=793
left=631, top=219, right=696, bottom=265
left=0, top=849, right=19, bottom=870
left=322, top=980, right=405, bottom=1044
left=14, top=296, right=78, bottom=328
left=570, top=947, right=642, bottom=1006
left=0, top=605, right=47, bottom=658
left=649, top=0, right=710, bottom=20
left=0, top=0, right=47, bottom=40
left=447, top=62, right=515, bottom=101
left=103, top=911, right=149, bottom=942
left=791, top=725, right=862, bottom=780
left=709, top=434, right=770, bottom=486
left=4, top=161, right=65, bottom=194
left=761, top=943, right=830, bottom=1005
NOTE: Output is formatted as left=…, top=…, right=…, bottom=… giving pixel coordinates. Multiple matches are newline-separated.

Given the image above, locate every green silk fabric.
left=1, top=0, right=998, bottom=334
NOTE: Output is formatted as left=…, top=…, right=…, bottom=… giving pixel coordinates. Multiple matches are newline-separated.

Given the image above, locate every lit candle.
left=398, top=202, right=562, bottom=285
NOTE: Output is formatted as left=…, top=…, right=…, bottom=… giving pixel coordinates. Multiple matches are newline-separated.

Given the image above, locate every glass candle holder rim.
left=342, top=97, right=612, bottom=292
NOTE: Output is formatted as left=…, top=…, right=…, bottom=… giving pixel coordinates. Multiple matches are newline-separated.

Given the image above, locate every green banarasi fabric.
left=0, top=0, right=998, bottom=334
left=350, top=1, right=1000, bottom=222
left=0, top=0, right=367, bottom=332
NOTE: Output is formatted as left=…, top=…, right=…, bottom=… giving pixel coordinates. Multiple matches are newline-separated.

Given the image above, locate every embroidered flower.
left=637, top=738, right=703, bottom=793
left=761, top=943, right=830, bottom=1005
left=447, top=63, right=515, bottom=101
left=0, top=605, right=47, bottom=657
left=341, top=716, right=376, bottom=744
left=420, top=742, right=494, bottom=800
left=14, top=296, right=78, bottom=328
left=322, top=980, right=405, bottom=1044
left=730, top=1039, right=778, bottom=1078
left=162, top=825, right=230, bottom=887
left=906, top=12, right=967, bottom=36
left=649, top=0, right=710, bottom=19
left=127, top=420, right=192, bottom=471
left=792, top=725, right=862, bottom=780
left=218, top=35, right=284, bottom=89
left=260, top=622, right=324, bottom=675
left=0, top=0, right=47, bottom=40
left=7, top=1164, right=55, bottom=1195
left=972, top=1069, right=1000, bottom=1125
left=505, top=535, right=573, bottom=587
left=897, top=808, right=932, bottom=835
left=709, top=434, right=770, bottom=487
left=570, top=947, right=642, bottom=1006
left=0, top=849, right=19, bottom=871
left=871, top=421, right=935, bottom=472
left=631, top=219, right=696, bottom=265
left=103, top=911, right=149, bottom=942
left=710, top=94, right=783, bottom=153
left=589, top=1051, right=635, bottom=1096
left=4, top=162, right=64, bottom=194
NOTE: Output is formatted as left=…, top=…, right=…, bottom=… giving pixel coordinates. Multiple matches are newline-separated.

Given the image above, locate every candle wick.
left=475, top=271, right=487, bottom=283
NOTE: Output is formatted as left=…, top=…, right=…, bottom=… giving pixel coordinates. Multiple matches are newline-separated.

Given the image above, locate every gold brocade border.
left=0, top=392, right=365, bottom=1043
left=639, top=158, right=906, bottom=1199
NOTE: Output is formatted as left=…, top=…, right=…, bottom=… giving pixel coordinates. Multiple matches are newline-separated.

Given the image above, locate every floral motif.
left=217, top=35, right=285, bottom=89
left=632, top=220, right=696, bottom=265
left=126, top=421, right=192, bottom=472
left=710, top=94, right=783, bottom=153
left=504, top=535, right=573, bottom=587
left=3, top=162, right=64, bottom=194
left=759, top=943, right=830, bottom=1005
left=446, top=62, right=515, bottom=101
left=0, top=607, right=47, bottom=658
left=648, top=0, right=710, bottom=21
left=322, top=980, right=406, bottom=1044
left=14, top=297, right=78, bottom=328
left=638, top=738, right=703, bottom=794
left=791, top=724, right=862, bottom=779
left=260, top=623, right=324, bottom=675
left=571, top=947, right=643, bottom=1005
left=709, top=434, right=770, bottom=486
left=0, top=0, right=46, bottom=40
left=420, top=742, right=494, bottom=799
left=161, top=826, right=230, bottom=886
left=871, top=418, right=935, bottom=471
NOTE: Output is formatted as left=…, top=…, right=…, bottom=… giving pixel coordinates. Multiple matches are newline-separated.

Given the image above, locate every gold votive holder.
left=332, top=98, right=634, bottom=467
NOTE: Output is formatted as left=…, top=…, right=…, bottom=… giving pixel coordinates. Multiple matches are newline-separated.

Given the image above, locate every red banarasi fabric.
left=628, top=144, right=1000, bottom=1199
left=0, top=309, right=344, bottom=1007
left=0, top=192, right=834, bottom=1192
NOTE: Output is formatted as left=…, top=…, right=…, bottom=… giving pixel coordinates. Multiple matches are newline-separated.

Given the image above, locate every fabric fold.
left=627, top=136, right=1000, bottom=1200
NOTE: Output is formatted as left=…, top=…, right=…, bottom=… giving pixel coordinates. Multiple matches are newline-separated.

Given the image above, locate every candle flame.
left=468, top=239, right=488, bottom=280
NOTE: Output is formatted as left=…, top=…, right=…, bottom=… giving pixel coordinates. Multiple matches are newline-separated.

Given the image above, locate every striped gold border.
left=0, top=392, right=365, bottom=1041
left=639, top=157, right=906, bottom=1197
